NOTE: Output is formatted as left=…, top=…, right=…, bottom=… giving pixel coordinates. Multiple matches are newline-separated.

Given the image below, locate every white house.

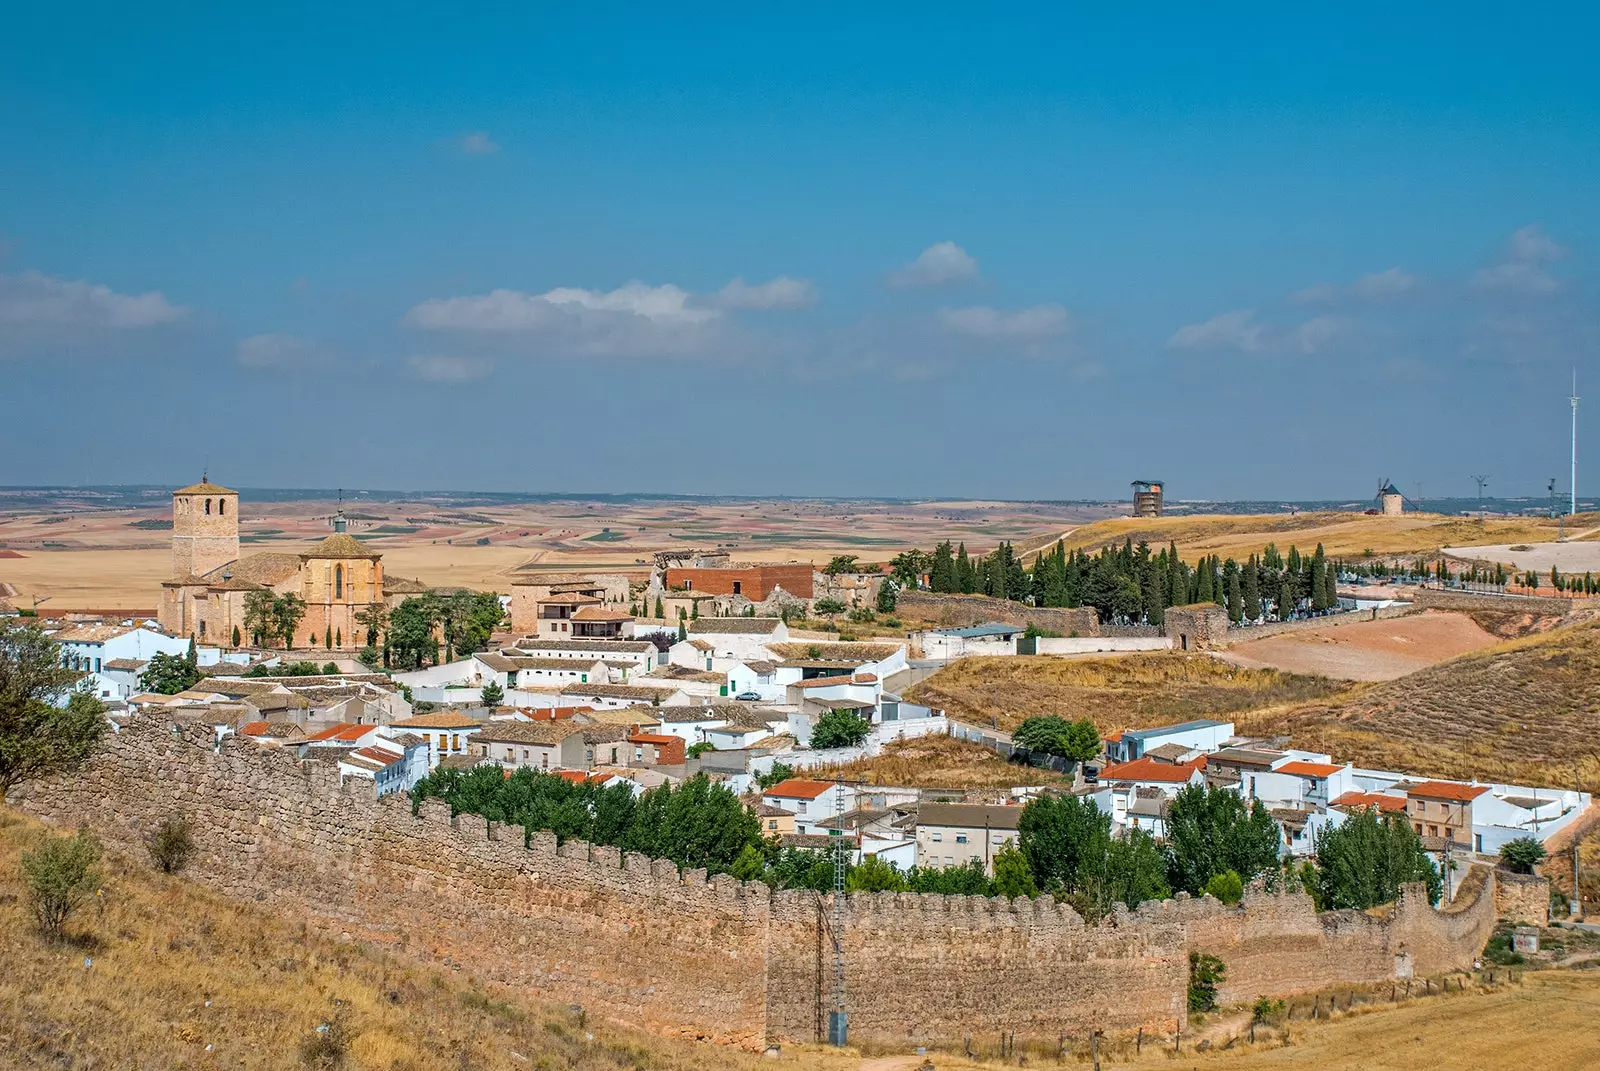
left=388, top=708, right=484, bottom=769
left=337, top=732, right=430, bottom=796
left=52, top=624, right=191, bottom=700
left=1105, top=720, right=1235, bottom=764
left=686, top=618, right=790, bottom=664
left=913, top=622, right=1023, bottom=660
left=762, top=778, right=857, bottom=836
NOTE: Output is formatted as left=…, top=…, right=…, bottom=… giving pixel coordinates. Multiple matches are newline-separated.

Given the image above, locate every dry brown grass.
left=0, top=808, right=853, bottom=1071
left=905, top=653, right=1347, bottom=735
left=1241, top=620, right=1600, bottom=788
left=1035, top=511, right=1585, bottom=563
left=828, top=735, right=1066, bottom=791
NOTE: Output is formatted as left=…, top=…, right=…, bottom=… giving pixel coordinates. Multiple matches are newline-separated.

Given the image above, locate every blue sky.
left=3, top=6, right=1597, bottom=500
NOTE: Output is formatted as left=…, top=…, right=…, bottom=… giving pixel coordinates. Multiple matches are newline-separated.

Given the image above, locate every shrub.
left=298, top=1003, right=353, bottom=1069
left=1499, top=836, right=1546, bottom=875
left=847, top=607, right=876, bottom=624
left=147, top=816, right=195, bottom=874
left=321, top=662, right=338, bottom=675
left=686, top=742, right=717, bottom=758
left=21, top=828, right=102, bottom=941
left=1252, top=996, right=1285, bottom=1023
left=1188, top=952, right=1225, bottom=1012
left=1204, top=869, right=1244, bottom=905
left=357, top=646, right=380, bottom=667
left=811, top=709, right=871, bottom=749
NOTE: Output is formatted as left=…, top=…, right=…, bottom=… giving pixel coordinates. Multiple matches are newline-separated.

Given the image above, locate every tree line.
left=891, top=539, right=1343, bottom=625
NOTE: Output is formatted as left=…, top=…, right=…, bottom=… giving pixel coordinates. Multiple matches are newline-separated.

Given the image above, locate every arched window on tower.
left=204, top=498, right=211, bottom=515
left=219, top=499, right=225, bottom=515
left=335, top=565, right=343, bottom=600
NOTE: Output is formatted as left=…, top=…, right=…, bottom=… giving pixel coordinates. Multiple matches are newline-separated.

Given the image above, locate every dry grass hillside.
left=0, top=808, right=852, bottom=1071
left=828, top=735, right=1065, bottom=791
left=1241, top=620, right=1600, bottom=788
left=905, top=653, right=1347, bottom=734
left=1034, top=511, right=1589, bottom=563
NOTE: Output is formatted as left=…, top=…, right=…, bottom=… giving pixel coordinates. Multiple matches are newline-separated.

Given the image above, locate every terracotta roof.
left=627, top=732, right=680, bottom=745
left=102, top=658, right=147, bottom=671
left=306, top=723, right=372, bottom=743
left=301, top=533, right=382, bottom=560
left=238, top=720, right=273, bottom=736
left=755, top=802, right=790, bottom=817
left=794, top=675, right=855, bottom=689
left=474, top=720, right=584, bottom=745
left=763, top=778, right=834, bottom=801
left=513, top=639, right=655, bottom=654
left=766, top=641, right=901, bottom=662
left=174, top=480, right=236, bottom=495
left=686, top=639, right=714, bottom=651
left=475, top=652, right=520, bottom=672
left=917, top=802, right=1024, bottom=831
left=688, top=618, right=783, bottom=635
left=574, top=707, right=660, bottom=726
left=393, top=709, right=482, bottom=729
left=1276, top=760, right=1343, bottom=778
left=538, top=592, right=603, bottom=606
left=384, top=576, right=430, bottom=595
left=1331, top=791, right=1408, bottom=813
left=1096, top=757, right=1203, bottom=784
left=214, top=552, right=303, bottom=586
left=512, top=572, right=610, bottom=586
left=1407, top=781, right=1492, bottom=802
left=558, top=683, right=681, bottom=701
left=51, top=623, right=139, bottom=643
left=572, top=606, right=633, bottom=622
left=342, top=745, right=403, bottom=772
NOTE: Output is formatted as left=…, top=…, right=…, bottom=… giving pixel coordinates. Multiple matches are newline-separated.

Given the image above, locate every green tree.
left=731, top=843, right=766, bottom=881
left=686, top=741, right=717, bottom=758
left=811, top=709, right=871, bottom=749
left=137, top=651, right=202, bottom=695
left=21, top=828, right=102, bottom=941
left=876, top=579, right=898, bottom=614
left=324, top=625, right=333, bottom=649
left=889, top=549, right=931, bottom=590
left=274, top=593, right=307, bottom=649
left=243, top=589, right=276, bottom=646
left=1164, top=783, right=1283, bottom=895
left=1315, top=807, right=1441, bottom=908
left=755, top=761, right=796, bottom=789
left=812, top=597, right=847, bottom=624
left=907, top=859, right=993, bottom=895
left=846, top=854, right=907, bottom=892
left=992, top=844, right=1038, bottom=898
left=0, top=622, right=108, bottom=796
left=823, top=555, right=860, bottom=576
left=1277, top=575, right=1296, bottom=620
left=480, top=680, right=504, bottom=707
left=384, top=597, right=437, bottom=670
left=1226, top=567, right=1243, bottom=623
left=184, top=636, right=197, bottom=668
left=654, top=596, right=664, bottom=619
left=1016, top=795, right=1163, bottom=918
left=929, top=541, right=956, bottom=593
left=231, top=625, right=241, bottom=648
left=677, top=619, right=688, bottom=642
left=1242, top=558, right=1262, bottom=621
left=1188, top=952, right=1225, bottom=1012
left=955, top=543, right=977, bottom=594
left=1204, top=869, right=1244, bottom=904
left=1012, top=715, right=1101, bottom=763
left=1498, top=836, right=1546, bottom=875
left=355, top=601, right=389, bottom=648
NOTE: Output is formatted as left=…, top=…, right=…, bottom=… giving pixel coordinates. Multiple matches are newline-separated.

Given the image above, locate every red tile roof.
left=305, top=723, right=371, bottom=743
left=1406, top=781, right=1492, bottom=802
left=627, top=733, right=680, bottom=745
left=795, top=675, right=855, bottom=689
left=1331, top=791, right=1407, bottom=814
left=763, top=778, right=835, bottom=800
left=1097, top=757, right=1203, bottom=784
left=238, top=721, right=272, bottom=736
left=1276, top=760, right=1343, bottom=778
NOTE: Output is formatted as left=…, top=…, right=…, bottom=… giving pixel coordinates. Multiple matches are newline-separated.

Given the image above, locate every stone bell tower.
left=171, top=474, right=240, bottom=579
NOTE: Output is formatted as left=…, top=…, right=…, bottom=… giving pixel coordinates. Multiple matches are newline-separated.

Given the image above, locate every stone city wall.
left=896, top=592, right=1100, bottom=636
left=1492, top=867, right=1551, bottom=927
left=1409, top=587, right=1597, bottom=616
left=9, top=717, right=1502, bottom=1049
left=1214, top=602, right=1417, bottom=646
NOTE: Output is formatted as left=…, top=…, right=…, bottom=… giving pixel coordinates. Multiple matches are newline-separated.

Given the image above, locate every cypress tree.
left=1278, top=576, right=1296, bottom=620
left=930, top=541, right=955, bottom=593
left=1227, top=569, right=1243, bottom=623
left=955, top=543, right=976, bottom=594
left=1242, top=557, right=1262, bottom=621
left=654, top=596, right=664, bottom=619
left=1168, top=552, right=1185, bottom=607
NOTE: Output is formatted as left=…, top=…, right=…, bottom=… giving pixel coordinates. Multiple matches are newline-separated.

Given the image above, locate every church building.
left=157, top=477, right=408, bottom=650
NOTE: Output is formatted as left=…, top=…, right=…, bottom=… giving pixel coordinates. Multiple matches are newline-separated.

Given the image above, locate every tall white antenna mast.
left=1571, top=369, right=1579, bottom=517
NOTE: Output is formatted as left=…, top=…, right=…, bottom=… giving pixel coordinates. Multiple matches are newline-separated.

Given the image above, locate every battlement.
left=7, top=714, right=1503, bottom=1048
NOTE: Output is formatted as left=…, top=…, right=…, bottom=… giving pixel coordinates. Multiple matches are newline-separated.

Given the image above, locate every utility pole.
left=1471, top=475, right=1489, bottom=505
left=1571, top=370, right=1580, bottom=517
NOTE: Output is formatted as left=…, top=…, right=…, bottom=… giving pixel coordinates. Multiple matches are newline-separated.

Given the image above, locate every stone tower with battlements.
left=170, top=475, right=240, bottom=579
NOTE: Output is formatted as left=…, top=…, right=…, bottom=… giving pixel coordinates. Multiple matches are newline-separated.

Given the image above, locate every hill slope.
left=905, top=653, right=1347, bottom=734
left=1240, top=621, right=1600, bottom=787
left=0, top=808, right=847, bottom=1071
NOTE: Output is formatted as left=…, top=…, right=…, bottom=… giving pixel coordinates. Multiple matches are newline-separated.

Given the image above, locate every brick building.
left=663, top=563, right=813, bottom=601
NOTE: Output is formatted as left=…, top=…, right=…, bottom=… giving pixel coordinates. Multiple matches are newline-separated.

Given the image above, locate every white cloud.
left=406, top=355, right=493, bottom=382
left=1293, top=315, right=1352, bottom=353
left=404, top=281, right=724, bottom=357
left=0, top=270, right=187, bottom=329
left=1292, top=267, right=1416, bottom=304
left=713, top=276, right=817, bottom=310
left=237, top=333, right=313, bottom=369
left=938, top=304, right=1069, bottom=341
left=1167, top=310, right=1271, bottom=354
left=458, top=131, right=501, bottom=156
left=887, top=241, right=979, bottom=289
left=1473, top=224, right=1566, bottom=294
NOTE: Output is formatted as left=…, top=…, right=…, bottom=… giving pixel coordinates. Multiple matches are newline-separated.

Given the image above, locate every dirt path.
left=1217, top=610, right=1499, bottom=681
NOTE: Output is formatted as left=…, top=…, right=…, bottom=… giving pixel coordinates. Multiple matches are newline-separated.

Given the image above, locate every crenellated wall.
left=9, top=717, right=1502, bottom=1048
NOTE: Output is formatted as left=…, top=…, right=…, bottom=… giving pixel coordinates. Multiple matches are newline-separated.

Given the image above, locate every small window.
left=204, top=498, right=211, bottom=515
left=931, top=831, right=942, bottom=842
left=218, top=499, right=225, bottom=515
left=955, top=834, right=968, bottom=844
left=797, top=801, right=807, bottom=813
left=335, top=565, right=343, bottom=600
